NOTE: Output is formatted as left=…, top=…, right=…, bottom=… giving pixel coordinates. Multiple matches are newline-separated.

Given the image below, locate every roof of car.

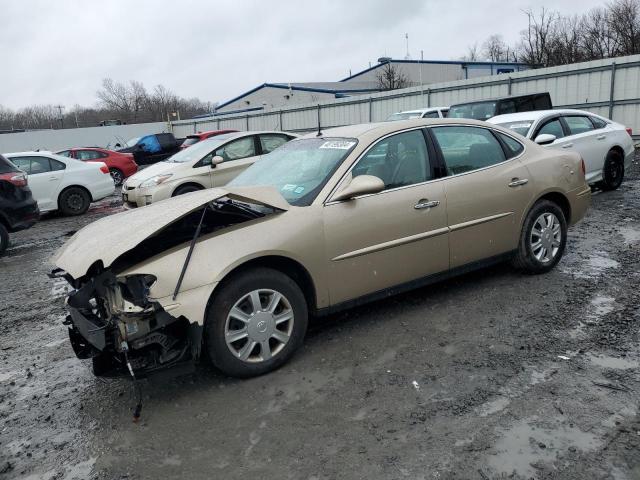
left=4, top=151, right=72, bottom=161
left=303, top=118, right=494, bottom=140
left=488, top=109, right=602, bottom=124
left=399, top=107, right=448, bottom=114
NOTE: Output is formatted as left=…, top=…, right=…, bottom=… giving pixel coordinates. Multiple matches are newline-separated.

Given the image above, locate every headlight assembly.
left=140, top=174, right=173, bottom=188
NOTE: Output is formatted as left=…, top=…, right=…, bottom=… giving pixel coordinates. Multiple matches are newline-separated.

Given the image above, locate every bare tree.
left=609, top=0, right=640, bottom=55
left=518, top=8, right=558, bottom=67
left=483, top=35, right=508, bottom=61
left=375, top=63, right=410, bottom=90
left=461, top=43, right=479, bottom=61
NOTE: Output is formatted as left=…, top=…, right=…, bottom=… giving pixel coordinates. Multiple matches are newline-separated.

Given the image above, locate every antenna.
left=404, top=33, right=411, bottom=60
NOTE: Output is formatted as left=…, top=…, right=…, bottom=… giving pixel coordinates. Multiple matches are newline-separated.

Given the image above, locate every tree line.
left=0, top=78, right=212, bottom=132
left=464, top=0, right=640, bottom=66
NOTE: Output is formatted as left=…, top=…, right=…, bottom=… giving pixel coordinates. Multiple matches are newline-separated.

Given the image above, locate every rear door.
left=212, top=136, right=260, bottom=186
left=9, top=156, right=65, bottom=211
left=559, top=115, right=603, bottom=181
left=430, top=125, right=534, bottom=268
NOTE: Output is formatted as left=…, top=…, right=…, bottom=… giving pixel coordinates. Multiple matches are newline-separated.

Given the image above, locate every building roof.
left=340, top=58, right=529, bottom=82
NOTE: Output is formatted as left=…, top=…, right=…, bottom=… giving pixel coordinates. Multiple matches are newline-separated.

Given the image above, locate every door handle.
left=414, top=199, right=440, bottom=210
left=561, top=143, right=574, bottom=148
left=49, top=176, right=59, bottom=181
left=596, top=135, right=606, bottom=140
left=508, top=178, right=529, bottom=187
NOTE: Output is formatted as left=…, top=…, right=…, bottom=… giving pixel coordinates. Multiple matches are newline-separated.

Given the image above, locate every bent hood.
left=52, top=186, right=290, bottom=279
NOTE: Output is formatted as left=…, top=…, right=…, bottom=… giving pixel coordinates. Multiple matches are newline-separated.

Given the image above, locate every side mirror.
left=211, top=155, right=224, bottom=168
left=534, top=133, right=556, bottom=145
left=331, top=175, right=385, bottom=202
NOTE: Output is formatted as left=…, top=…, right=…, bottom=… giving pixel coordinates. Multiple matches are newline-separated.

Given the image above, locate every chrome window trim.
left=323, top=123, right=527, bottom=206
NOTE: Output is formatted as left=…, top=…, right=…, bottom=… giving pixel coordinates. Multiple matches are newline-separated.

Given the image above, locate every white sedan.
left=5, top=151, right=115, bottom=215
left=489, top=109, right=635, bottom=190
left=386, top=107, right=449, bottom=121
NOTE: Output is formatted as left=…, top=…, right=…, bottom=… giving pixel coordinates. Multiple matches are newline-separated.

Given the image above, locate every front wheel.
left=204, top=268, right=308, bottom=378
left=512, top=200, right=567, bottom=274
left=599, top=150, right=624, bottom=191
left=172, top=185, right=201, bottom=196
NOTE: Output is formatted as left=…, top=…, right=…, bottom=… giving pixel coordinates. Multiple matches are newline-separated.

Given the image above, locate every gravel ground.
left=1, top=158, right=640, bottom=480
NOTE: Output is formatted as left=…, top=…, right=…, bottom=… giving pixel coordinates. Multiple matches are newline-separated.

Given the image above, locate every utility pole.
left=420, top=50, right=424, bottom=104
left=404, top=33, right=411, bottom=60
left=54, top=105, right=65, bottom=129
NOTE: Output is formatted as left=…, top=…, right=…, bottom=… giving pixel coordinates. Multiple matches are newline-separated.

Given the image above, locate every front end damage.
left=58, top=269, right=201, bottom=377
left=51, top=190, right=287, bottom=378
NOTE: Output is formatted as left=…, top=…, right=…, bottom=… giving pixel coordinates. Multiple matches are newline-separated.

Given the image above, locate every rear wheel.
left=109, top=168, right=124, bottom=186
left=512, top=200, right=567, bottom=274
left=58, top=187, right=90, bottom=216
left=172, top=184, right=201, bottom=196
left=599, top=150, right=624, bottom=191
left=0, top=223, right=9, bottom=256
left=204, top=268, right=308, bottom=378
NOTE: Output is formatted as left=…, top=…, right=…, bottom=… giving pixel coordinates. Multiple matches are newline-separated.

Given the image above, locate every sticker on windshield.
left=320, top=140, right=356, bottom=150
left=281, top=184, right=297, bottom=191
left=509, top=123, right=532, bottom=130
left=294, top=186, right=305, bottom=194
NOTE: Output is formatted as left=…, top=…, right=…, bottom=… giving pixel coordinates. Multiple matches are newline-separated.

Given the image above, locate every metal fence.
left=2, top=54, right=639, bottom=153
left=171, top=54, right=640, bottom=139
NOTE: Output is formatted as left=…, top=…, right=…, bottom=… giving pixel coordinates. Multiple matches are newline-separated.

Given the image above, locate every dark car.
left=448, top=92, right=552, bottom=120
left=0, top=154, right=39, bottom=255
left=117, top=133, right=183, bottom=165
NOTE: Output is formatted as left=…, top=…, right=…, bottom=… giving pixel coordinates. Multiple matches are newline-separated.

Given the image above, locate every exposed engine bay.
left=51, top=198, right=279, bottom=378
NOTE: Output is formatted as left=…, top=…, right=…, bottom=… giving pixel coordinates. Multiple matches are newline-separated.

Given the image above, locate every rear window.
left=448, top=101, right=497, bottom=120
left=496, top=121, right=533, bottom=137
left=182, top=136, right=201, bottom=147
left=0, top=154, right=19, bottom=174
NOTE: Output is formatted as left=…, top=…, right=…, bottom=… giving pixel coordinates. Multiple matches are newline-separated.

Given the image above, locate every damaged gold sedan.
left=51, top=119, right=591, bottom=379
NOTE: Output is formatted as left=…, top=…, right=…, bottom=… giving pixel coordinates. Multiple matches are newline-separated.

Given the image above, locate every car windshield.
left=165, top=134, right=235, bottom=163
left=448, top=102, right=497, bottom=120
left=495, top=121, right=533, bottom=137
left=125, top=137, right=141, bottom=147
left=229, top=137, right=357, bottom=207
left=386, top=112, right=422, bottom=121
left=181, top=136, right=201, bottom=147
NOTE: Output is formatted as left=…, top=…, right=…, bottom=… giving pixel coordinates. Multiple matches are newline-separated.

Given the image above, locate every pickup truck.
left=117, top=133, right=184, bottom=165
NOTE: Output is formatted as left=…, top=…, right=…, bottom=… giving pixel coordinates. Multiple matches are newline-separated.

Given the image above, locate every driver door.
left=323, top=128, right=449, bottom=305
left=212, top=136, right=261, bottom=186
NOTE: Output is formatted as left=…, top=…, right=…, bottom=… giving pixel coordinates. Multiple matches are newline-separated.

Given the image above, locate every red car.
left=56, top=148, right=138, bottom=186
left=180, top=129, right=238, bottom=149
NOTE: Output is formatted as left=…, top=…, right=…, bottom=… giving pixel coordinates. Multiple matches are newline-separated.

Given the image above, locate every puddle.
left=619, top=225, right=640, bottom=245
left=588, top=354, right=639, bottom=369
left=490, top=418, right=600, bottom=478
left=561, top=253, right=619, bottom=279
left=476, top=397, right=510, bottom=417
left=590, top=296, right=616, bottom=317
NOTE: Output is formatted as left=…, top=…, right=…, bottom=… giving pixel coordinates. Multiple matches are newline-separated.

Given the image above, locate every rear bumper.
left=6, top=201, right=39, bottom=232
left=91, top=180, right=116, bottom=202
left=568, top=185, right=591, bottom=226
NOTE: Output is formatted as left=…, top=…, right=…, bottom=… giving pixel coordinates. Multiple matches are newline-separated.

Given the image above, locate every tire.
left=204, top=267, right=308, bottom=378
left=0, top=223, right=9, bottom=256
left=109, top=168, right=124, bottom=186
left=599, top=150, right=624, bottom=191
left=58, top=187, right=90, bottom=216
left=512, top=200, right=567, bottom=274
left=172, top=184, right=201, bottom=196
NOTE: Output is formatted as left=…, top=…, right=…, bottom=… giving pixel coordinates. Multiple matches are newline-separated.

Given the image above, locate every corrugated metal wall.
left=3, top=54, right=640, bottom=154
left=172, top=54, right=640, bottom=139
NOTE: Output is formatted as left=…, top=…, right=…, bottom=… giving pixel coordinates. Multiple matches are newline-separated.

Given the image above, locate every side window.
left=422, top=111, right=440, bottom=119
left=353, top=129, right=431, bottom=190
left=10, top=157, right=32, bottom=174
left=259, top=134, right=289, bottom=154
left=76, top=150, right=103, bottom=160
left=515, top=97, right=534, bottom=112
left=57, top=150, right=71, bottom=157
left=537, top=119, right=564, bottom=139
left=441, top=109, right=449, bottom=118
left=497, top=133, right=525, bottom=158
left=50, top=159, right=66, bottom=171
left=564, top=116, right=594, bottom=135
left=216, top=137, right=256, bottom=161
left=431, top=126, right=506, bottom=175
left=498, top=100, right=516, bottom=115
left=29, top=157, right=52, bottom=175
left=590, top=116, right=607, bottom=129
left=194, top=152, right=214, bottom=168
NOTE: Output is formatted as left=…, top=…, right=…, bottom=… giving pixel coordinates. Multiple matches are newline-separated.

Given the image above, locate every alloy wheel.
left=530, top=212, right=562, bottom=264
left=224, top=289, right=294, bottom=363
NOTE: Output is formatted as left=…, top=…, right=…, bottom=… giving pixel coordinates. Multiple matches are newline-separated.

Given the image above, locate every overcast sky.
left=1, top=0, right=606, bottom=110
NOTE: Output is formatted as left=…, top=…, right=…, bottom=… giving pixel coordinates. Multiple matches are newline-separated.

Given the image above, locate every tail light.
left=580, top=157, right=586, bottom=177
left=625, top=127, right=633, bottom=137
left=0, top=171, right=28, bottom=187
left=99, top=165, right=110, bottom=174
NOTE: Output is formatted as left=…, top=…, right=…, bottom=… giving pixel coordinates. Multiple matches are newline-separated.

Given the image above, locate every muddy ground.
left=1, top=160, right=640, bottom=480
